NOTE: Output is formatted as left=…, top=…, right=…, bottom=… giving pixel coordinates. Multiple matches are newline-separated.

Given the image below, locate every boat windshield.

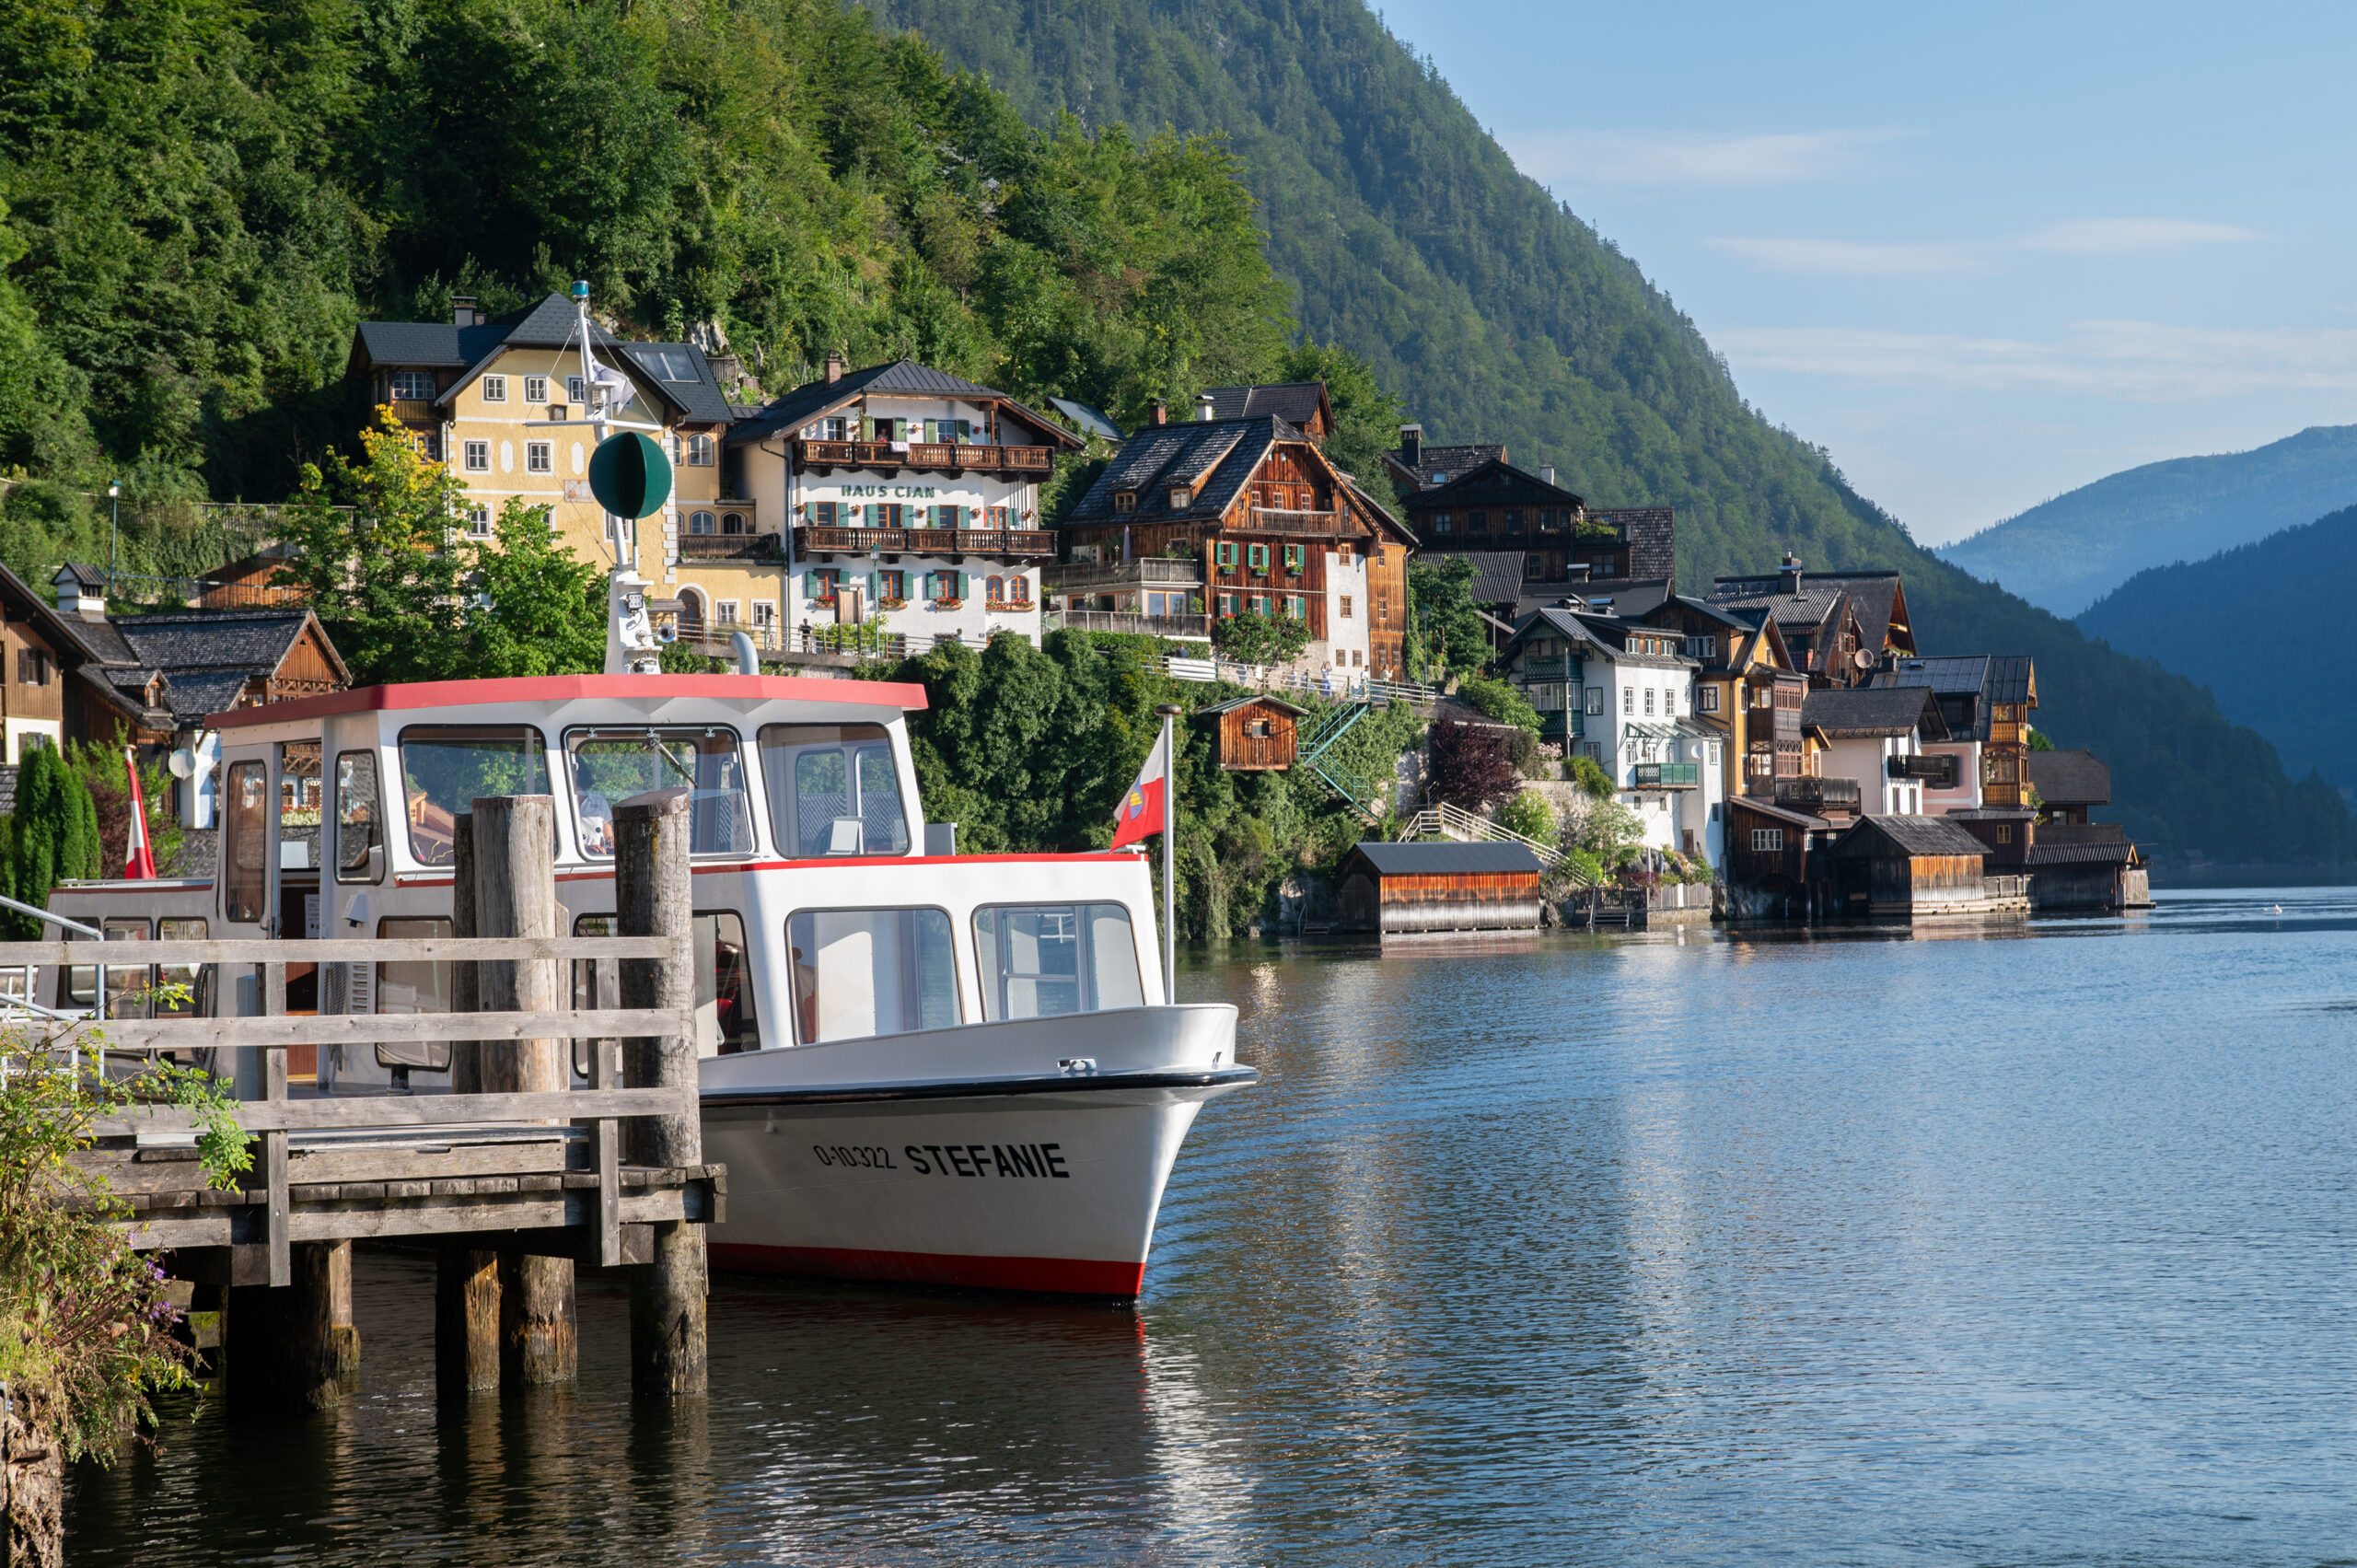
left=399, top=726, right=551, bottom=867
left=759, top=724, right=908, bottom=857
left=973, top=904, right=1144, bottom=1021
left=564, top=728, right=756, bottom=858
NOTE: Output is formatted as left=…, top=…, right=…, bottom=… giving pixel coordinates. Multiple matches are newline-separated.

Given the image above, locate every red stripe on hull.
left=711, top=1242, right=1145, bottom=1297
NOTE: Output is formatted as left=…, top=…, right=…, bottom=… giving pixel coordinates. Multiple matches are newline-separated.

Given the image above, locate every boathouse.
left=1828, top=814, right=2015, bottom=918
left=1334, top=840, right=1544, bottom=935
left=1198, top=694, right=1306, bottom=771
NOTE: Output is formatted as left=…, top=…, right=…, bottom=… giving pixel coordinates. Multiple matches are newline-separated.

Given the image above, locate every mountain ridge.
left=1940, top=424, right=2357, bottom=614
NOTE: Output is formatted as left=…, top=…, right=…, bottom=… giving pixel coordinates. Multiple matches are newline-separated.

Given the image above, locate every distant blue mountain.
left=2079, top=502, right=2357, bottom=791
left=1941, top=424, right=2357, bottom=615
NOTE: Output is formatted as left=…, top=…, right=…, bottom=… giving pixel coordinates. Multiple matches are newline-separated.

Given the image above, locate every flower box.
left=984, top=599, right=1030, bottom=612
left=931, top=598, right=963, bottom=610
left=877, top=598, right=908, bottom=610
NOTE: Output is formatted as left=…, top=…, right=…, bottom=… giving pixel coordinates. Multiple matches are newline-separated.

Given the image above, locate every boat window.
left=223, top=760, right=269, bottom=923
left=156, top=918, right=204, bottom=1019
left=786, top=908, right=958, bottom=1044
left=398, top=727, right=550, bottom=868
left=759, top=724, right=909, bottom=857
left=564, top=728, right=755, bottom=859
left=102, top=920, right=149, bottom=1019
left=335, top=749, right=384, bottom=884
left=972, top=904, right=1144, bottom=1022
left=375, top=916, right=453, bottom=1072
left=575, top=912, right=760, bottom=1056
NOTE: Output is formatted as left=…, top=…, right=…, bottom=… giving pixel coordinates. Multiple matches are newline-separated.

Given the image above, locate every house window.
left=1010, top=576, right=1031, bottom=607
left=18, top=648, right=51, bottom=687
left=527, top=441, right=552, bottom=474
left=1997, top=823, right=2013, bottom=844
left=1623, top=687, right=1635, bottom=715
left=722, top=512, right=746, bottom=534
left=1248, top=544, right=1270, bottom=573
left=1283, top=544, right=1304, bottom=572
left=1750, top=828, right=1784, bottom=853
left=1339, top=596, right=1353, bottom=619
left=482, top=375, right=506, bottom=403
left=566, top=376, right=585, bottom=403
left=873, top=504, right=903, bottom=528
left=1217, top=593, right=1238, bottom=618
left=1469, top=511, right=1488, bottom=534
left=466, top=504, right=493, bottom=538
left=1216, top=542, right=1238, bottom=568
left=1171, top=486, right=1194, bottom=508
left=1698, top=686, right=1720, bottom=714
left=806, top=569, right=839, bottom=604
left=876, top=570, right=905, bottom=605
left=1664, top=688, right=1677, bottom=715
left=1587, top=687, right=1605, bottom=716
left=1114, top=492, right=1137, bottom=514
left=1339, top=542, right=1353, bottom=563
left=1434, top=512, right=1453, bottom=535
left=389, top=370, right=435, bottom=401
left=986, top=505, right=1012, bottom=529
left=1643, top=688, right=1655, bottom=716
left=1376, top=592, right=1388, bottom=623
left=1505, top=510, right=1525, bottom=535
left=714, top=601, right=740, bottom=626
left=688, top=433, right=715, bottom=466
left=1249, top=596, right=1271, bottom=617
left=1283, top=595, right=1306, bottom=620
left=985, top=575, right=1005, bottom=603
left=753, top=602, right=777, bottom=631
left=525, top=376, right=548, bottom=403
left=464, top=440, right=490, bottom=472
left=690, top=511, right=716, bottom=535
left=1531, top=683, right=1568, bottom=711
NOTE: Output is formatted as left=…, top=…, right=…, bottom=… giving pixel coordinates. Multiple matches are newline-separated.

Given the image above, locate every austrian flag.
left=1109, top=728, right=1169, bottom=850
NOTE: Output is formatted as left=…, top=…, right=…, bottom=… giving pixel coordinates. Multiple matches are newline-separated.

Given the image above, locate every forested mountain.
left=2080, top=505, right=2357, bottom=796
left=0, top=0, right=2346, bottom=863
left=869, top=0, right=2354, bottom=865
left=1942, top=424, right=2357, bottom=615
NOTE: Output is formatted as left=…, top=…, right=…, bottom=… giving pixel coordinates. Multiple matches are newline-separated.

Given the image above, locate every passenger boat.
left=42, top=638, right=1250, bottom=1296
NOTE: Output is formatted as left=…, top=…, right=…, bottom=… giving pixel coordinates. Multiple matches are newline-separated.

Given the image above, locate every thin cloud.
left=1711, top=218, right=2258, bottom=276
left=1501, top=129, right=1906, bottom=188
left=1715, top=321, right=2357, bottom=402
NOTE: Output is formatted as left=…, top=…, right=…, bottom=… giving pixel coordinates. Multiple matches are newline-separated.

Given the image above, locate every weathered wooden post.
left=226, top=1241, right=339, bottom=1414
left=615, top=787, right=707, bottom=1396
left=435, top=812, right=500, bottom=1398
left=325, top=1239, right=361, bottom=1375
left=473, top=795, right=578, bottom=1388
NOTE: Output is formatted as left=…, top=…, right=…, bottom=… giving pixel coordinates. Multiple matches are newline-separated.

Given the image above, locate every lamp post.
left=107, top=479, right=122, bottom=579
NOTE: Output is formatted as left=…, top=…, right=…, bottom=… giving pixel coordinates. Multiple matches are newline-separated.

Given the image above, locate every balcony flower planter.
left=931, top=598, right=964, bottom=610
left=985, top=599, right=1030, bottom=612
left=877, top=598, right=908, bottom=610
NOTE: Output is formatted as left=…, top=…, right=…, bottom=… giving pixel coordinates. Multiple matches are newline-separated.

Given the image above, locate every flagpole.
left=1155, top=703, right=1180, bottom=1002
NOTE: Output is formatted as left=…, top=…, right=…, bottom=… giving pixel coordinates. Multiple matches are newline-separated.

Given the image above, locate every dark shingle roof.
left=1457, top=551, right=1530, bottom=607
left=1802, top=685, right=1949, bottom=740
left=2026, top=838, right=2132, bottom=866
left=1195, top=694, right=1308, bottom=717
left=2028, top=749, right=2110, bottom=806
left=1557, top=578, right=1673, bottom=621
left=114, top=612, right=312, bottom=672
left=620, top=343, right=736, bottom=424
left=1396, top=443, right=1505, bottom=487
left=1729, top=795, right=1829, bottom=830
left=1345, top=840, right=1542, bottom=877
left=1706, top=576, right=1850, bottom=630
left=1588, top=506, right=1677, bottom=582
left=1876, top=655, right=1991, bottom=695
left=726, top=359, right=1073, bottom=447
left=1065, top=417, right=1291, bottom=527
left=1200, top=382, right=1328, bottom=427
left=1835, top=815, right=1989, bottom=859
left=1812, top=571, right=1905, bottom=653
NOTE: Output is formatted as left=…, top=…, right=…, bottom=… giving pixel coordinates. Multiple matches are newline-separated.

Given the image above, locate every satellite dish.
left=587, top=431, right=674, bottom=519
left=168, top=749, right=196, bottom=780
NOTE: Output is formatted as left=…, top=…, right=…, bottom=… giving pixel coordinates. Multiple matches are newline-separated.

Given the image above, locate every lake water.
left=67, top=888, right=2357, bottom=1565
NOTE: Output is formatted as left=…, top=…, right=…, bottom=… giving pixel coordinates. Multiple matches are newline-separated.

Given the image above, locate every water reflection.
left=68, top=889, right=2357, bottom=1564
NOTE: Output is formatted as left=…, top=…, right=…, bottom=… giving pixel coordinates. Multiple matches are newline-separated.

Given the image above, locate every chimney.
left=824, top=351, right=844, bottom=385
left=1399, top=423, right=1422, bottom=470
left=52, top=564, right=103, bottom=620
left=451, top=296, right=479, bottom=327
left=1150, top=397, right=1167, bottom=425
left=1539, top=464, right=1557, bottom=488
left=1195, top=392, right=1215, bottom=422
left=1781, top=552, right=1804, bottom=598
left=1565, top=562, right=1592, bottom=583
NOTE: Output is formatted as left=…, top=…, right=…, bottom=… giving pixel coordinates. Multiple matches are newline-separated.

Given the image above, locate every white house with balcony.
left=1500, top=602, right=1724, bottom=862
left=1799, top=686, right=1949, bottom=817
left=726, top=354, right=1083, bottom=654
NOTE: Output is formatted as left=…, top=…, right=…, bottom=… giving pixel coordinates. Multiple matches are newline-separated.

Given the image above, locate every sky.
left=1373, top=0, right=2357, bottom=546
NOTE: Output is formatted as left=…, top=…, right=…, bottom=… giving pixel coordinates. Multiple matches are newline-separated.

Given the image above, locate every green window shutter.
left=958, top=572, right=970, bottom=599
left=804, top=568, right=822, bottom=597
left=869, top=571, right=882, bottom=600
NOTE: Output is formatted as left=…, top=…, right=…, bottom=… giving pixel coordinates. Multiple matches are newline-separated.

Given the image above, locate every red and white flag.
left=1109, top=728, right=1169, bottom=850
left=122, top=748, right=157, bottom=879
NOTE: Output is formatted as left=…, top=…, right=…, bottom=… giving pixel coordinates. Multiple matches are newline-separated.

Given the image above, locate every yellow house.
left=349, top=293, right=784, bottom=644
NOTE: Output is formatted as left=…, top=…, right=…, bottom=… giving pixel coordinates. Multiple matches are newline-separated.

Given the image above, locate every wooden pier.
left=18, top=788, right=720, bottom=1414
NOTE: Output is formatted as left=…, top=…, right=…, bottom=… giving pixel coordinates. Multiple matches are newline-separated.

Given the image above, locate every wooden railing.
left=15, top=930, right=696, bottom=1286
left=1050, top=610, right=1210, bottom=637
left=1405, top=802, right=1580, bottom=877
left=1044, top=558, right=1204, bottom=590
left=795, top=439, right=1056, bottom=473
left=793, top=526, right=1055, bottom=558
left=678, top=534, right=781, bottom=562
left=1247, top=506, right=1351, bottom=535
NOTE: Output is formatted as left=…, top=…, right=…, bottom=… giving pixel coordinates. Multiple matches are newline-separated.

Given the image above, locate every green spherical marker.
left=587, top=431, right=673, bottom=519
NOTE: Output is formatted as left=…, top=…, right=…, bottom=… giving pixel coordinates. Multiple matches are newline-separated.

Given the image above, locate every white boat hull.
left=699, top=1004, right=1248, bottom=1296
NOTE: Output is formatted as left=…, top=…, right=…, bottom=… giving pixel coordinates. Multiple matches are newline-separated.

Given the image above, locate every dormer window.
left=1169, top=485, right=1194, bottom=508
left=1113, top=491, right=1137, bottom=514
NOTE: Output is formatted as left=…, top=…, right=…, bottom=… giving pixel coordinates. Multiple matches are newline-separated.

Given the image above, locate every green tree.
left=68, top=742, right=183, bottom=879
left=1275, top=341, right=1405, bottom=482
left=1455, top=672, right=1542, bottom=736
left=4, top=744, right=98, bottom=936
left=1409, top=556, right=1487, bottom=673
left=1493, top=788, right=1553, bottom=842
left=1211, top=610, right=1312, bottom=666
left=464, top=498, right=607, bottom=679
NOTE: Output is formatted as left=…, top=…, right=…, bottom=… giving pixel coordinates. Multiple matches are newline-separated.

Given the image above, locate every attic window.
left=1169, top=485, right=1195, bottom=508
left=642, top=348, right=699, bottom=381
left=1113, top=491, right=1137, bottom=514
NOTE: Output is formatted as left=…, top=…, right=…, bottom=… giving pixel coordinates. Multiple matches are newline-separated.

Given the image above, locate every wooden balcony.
left=794, top=438, right=1056, bottom=474
left=1049, top=610, right=1213, bottom=638
left=389, top=399, right=436, bottom=425
left=1769, top=776, right=1862, bottom=816
left=1630, top=761, right=1700, bottom=790
left=1246, top=506, right=1351, bottom=536
left=678, top=534, right=782, bottom=562
left=1888, top=753, right=1958, bottom=786
left=1520, top=655, right=1572, bottom=679
left=793, top=526, right=1057, bottom=560
left=1044, top=557, right=1203, bottom=591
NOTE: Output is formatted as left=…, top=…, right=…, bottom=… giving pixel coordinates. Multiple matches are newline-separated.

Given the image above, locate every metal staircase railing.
left=1403, top=801, right=1588, bottom=880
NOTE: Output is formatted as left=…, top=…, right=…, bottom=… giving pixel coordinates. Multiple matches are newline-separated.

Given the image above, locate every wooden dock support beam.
left=325, top=1238, right=361, bottom=1375
left=435, top=1247, right=501, bottom=1397
left=616, top=787, right=707, bottom=1396
left=474, top=795, right=578, bottom=1388
left=226, top=1241, right=340, bottom=1415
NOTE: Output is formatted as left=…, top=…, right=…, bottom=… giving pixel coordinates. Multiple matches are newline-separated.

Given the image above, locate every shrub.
left=1426, top=721, right=1519, bottom=813
left=1493, top=789, right=1555, bottom=842
left=1567, top=754, right=1615, bottom=799
left=1211, top=611, right=1311, bottom=666
left=1455, top=672, right=1543, bottom=736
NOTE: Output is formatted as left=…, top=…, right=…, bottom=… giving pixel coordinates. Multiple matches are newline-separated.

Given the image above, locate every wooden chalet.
left=1060, top=406, right=1416, bottom=678
left=1828, top=815, right=2022, bottom=918
left=1705, top=556, right=1877, bottom=690
left=1335, top=840, right=1544, bottom=935
left=1198, top=694, right=1306, bottom=771
left=1199, top=382, right=1334, bottom=444
left=1724, top=796, right=1833, bottom=914
left=2028, top=749, right=2109, bottom=825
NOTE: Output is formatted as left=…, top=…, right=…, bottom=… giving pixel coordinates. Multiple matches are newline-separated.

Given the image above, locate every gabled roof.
left=1199, top=382, right=1330, bottom=431
left=1387, top=442, right=1507, bottom=490
left=1403, top=458, right=1585, bottom=511
left=1728, top=795, right=1830, bottom=830
left=1195, top=694, right=1309, bottom=717
left=1342, top=840, right=1542, bottom=877
left=726, top=359, right=1079, bottom=449
left=1876, top=655, right=1991, bottom=695
left=1812, top=571, right=1914, bottom=656
left=1832, top=814, right=1989, bottom=859
left=1456, top=551, right=1531, bottom=607
left=1064, top=415, right=1384, bottom=534
left=1802, top=685, right=1949, bottom=740
left=1048, top=398, right=1122, bottom=442
left=1555, top=578, right=1674, bottom=621
left=1506, top=605, right=1693, bottom=668
left=2025, top=837, right=2133, bottom=866
left=108, top=610, right=348, bottom=721
left=2028, top=749, right=2109, bottom=806
left=619, top=343, right=737, bottom=424
left=1706, top=575, right=1851, bottom=630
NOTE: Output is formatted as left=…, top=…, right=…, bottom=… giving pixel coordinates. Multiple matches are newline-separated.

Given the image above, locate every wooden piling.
left=226, top=1241, right=339, bottom=1414
left=615, top=787, right=707, bottom=1396
left=435, top=1248, right=501, bottom=1397
left=325, top=1238, right=361, bottom=1375
left=472, top=795, right=578, bottom=1387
